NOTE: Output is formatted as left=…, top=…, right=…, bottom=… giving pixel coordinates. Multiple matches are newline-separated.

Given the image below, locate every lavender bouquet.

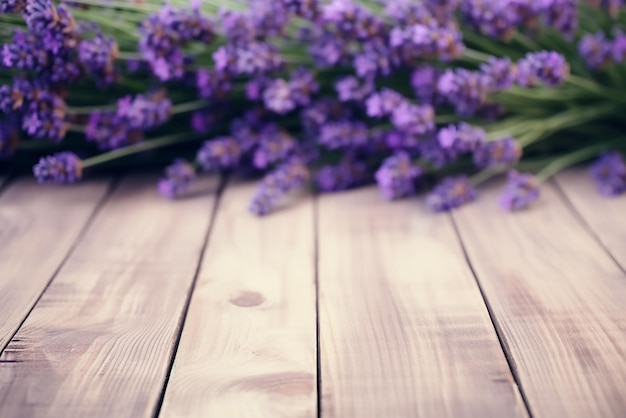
left=1, top=0, right=626, bottom=215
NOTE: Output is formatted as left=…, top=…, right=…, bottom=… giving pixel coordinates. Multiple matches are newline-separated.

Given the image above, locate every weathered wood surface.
left=0, top=175, right=219, bottom=418
left=0, top=178, right=110, bottom=351
left=452, top=179, right=626, bottom=418
left=160, top=182, right=317, bottom=418
left=555, top=169, right=626, bottom=270
left=317, top=187, right=528, bottom=418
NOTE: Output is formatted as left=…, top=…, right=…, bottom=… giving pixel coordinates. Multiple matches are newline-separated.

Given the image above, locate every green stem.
left=567, top=75, right=626, bottom=103
left=470, top=167, right=507, bottom=186
left=461, top=48, right=492, bottom=63
left=82, top=132, right=204, bottom=168
left=171, top=100, right=209, bottom=114
left=117, top=51, right=145, bottom=60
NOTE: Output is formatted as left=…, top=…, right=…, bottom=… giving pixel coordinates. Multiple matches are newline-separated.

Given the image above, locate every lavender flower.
left=437, top=123, right=486, bottom=154
left=542, top=0, right=578, bottom=38
left=219, top=8, right=257, bottom=45
left=157, top=159, right=197, bottom=199
left=499, top=170, right=540, bottom=211
left=1, top=30, right=48, bottom=71
left=437, top=68, right=491, bottom=117
left=213, top=42, right=283, bottom=76
left=191, top=110, right=215, bottom=134
left=385, top=0, right=435, bottom=26
left=1, top=0, right=26, bottom=13
left=391, top=102, right=435, bottom=136
left=116, top=91, right=171, bottom=130
left=320, top=0, right=385, bottom=41
left=33, top=152, right=82, bottom=184
left=301, top=99, right=350, bottom=135
left=480, top=57, right=517, bottom=90
left=196, top=69, right=232, bottom=100
left=308, top=31, right=349, bottom=67
left=473, top=137, right=521, bottom=168
left=365, top=88, right=404, bottom=118
left=335, top=76, right=374, bottom=102
left=316, top=159, right=369, bottom=192
left=246, top=76, right=269, bottom=101
left=263, top=79, right=296, bottom=114
left=21, top=92, right=67, bottom=141
left=391, top=22, right=465, bottom=63
left=249, top=157, right=310, bottom=215
left=426, top=175, right=477, bottom=211
left=354, top=40, right=397, bottom=78
left=196, top=137, right=242, bottom=171
left=319, top=120, right=368, bottom=149
left=579, top=32, right=612, bottom=69
left=411, top=66, right=441, bottom=104
left=86, top=111, right=140, bottom=150
left=288, top=68, right=319, bottom=107
left=590, top=151, right=626, bottom=196
left=24, top=0, right=78, bottom=53
left=460, top=0, right=519, bottom=41
left=375, top=151, right=422, bottom=200
left=418, top=134, right=460, bottom=168
left=279, top=0, right=320, bottom=19
left=611, top=29, right=626, bottom=63
left=0, top=117, right=19, bottom=157
left=78, top=34, right=119, bottom=85
left=516, top=51, right=570, bottom=87
left=253, top=125, right=296, bottom=169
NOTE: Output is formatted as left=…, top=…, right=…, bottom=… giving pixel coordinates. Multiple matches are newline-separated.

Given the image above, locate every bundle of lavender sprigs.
left=1, top=0, right=626, bottom=215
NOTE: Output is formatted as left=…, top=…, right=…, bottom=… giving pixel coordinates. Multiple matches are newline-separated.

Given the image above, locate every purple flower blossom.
left=590, top=151, right=626, bottom=196
left=249, top=157, right=310, bottom=215
left=191, top=110, right=215, bottom=134
left=308, top=31, right=349, bottom=67
left=391, top=102, right=435, bottom=136
left=0, top=116, right=20, bottom=157
left=426, top=175, right=477, bottom=211
left=246, top=76, right=269, bottom=101
left=279, top=0, right=320, bottom=19
left=213, top=42, right=283, bottom=76
left=158, top=159, right=197, bottom=199
left=229, top=110, right=267, bottom=152
left=288, top=68, right=319, bottom=107
left=473, top=137, right=521, bottom=168
left=480, top=57, right=517, bottom=90
left=301, top=99, right=350, bottom=135
left=316, top=159, right=369, bottom=192
left=196, top=137, right=242, bottom=172
left=391, top=22, right=465, bottom=63
left=354, top=40, right=397, bottom=78
left=375, top=151, right=422, bottom=200
left=437, top=123, right=486, bottom=154
left=219, top=8, right=258, bottom=45
left=411, top=66, right=442, bottom=104
left=579, top=32, right=612, bottom=69
left=116, top=91, right=171, bottom=130
left=385, top=1, right=434, bottom=26
left=418, top=134, right=460, bottom=167
left=437, top=68, right=491, bottom=117
left=1, top=0, right=26, bottom=13
left=460, top=0, right=519, bottom=40
left=263, top=79, right=296, bottom=114
left=33, top=152, right=82, bottom=184
left=335, top=76, right=374, bottom=102
left=611, top=29, right=626, bottom=63
left=516, top=51, right=570, bottom=87
left=78, top=34, right=119, bottom=85
left=24, top=0, right=78, bottom=53
left=86, top=111, right=140, bottom=150
left=542, top=0, right=577, bottom=38
left=253, top=125, right=296, bottom=169
left=499, top=170, right=540, bottom=211
left=321, top=0, right=385, bottom=41
left=21, top=91, right=67, bottom=141
left=319, top=120, right=368, bottom=149
left=1, top=30, right=48, bottom=71
left=365, top=88, right=404, bottom=118
left=381, top=129, right=420, bottom=151
left=196, top=69, right=232, bottom=100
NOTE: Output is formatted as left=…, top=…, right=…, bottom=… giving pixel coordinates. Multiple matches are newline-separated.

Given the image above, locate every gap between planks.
left=0, top=174, right=220, bottom=418
left=317, top=186, right=528, bottom=418
left=451, top=175, right=626, bottom=418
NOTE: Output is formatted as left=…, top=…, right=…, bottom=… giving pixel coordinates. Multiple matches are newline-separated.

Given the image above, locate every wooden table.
left=0, top=169, right=624, bottom=418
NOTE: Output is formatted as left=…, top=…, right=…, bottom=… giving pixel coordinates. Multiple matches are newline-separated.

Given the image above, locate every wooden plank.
left=0, top=178, right=110, bottom=351
left=452, top=179, right=626, bottom=418
left=555, top=168, right=626, bottom=269
left=318, top=187, right=528, bottom=418
left=0, top=174, right=219, bottom=418
left=159, top=182, right=317, bottom=418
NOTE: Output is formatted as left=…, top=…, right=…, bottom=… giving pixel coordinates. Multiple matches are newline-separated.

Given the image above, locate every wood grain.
left=0, top=174, right=219, bottom=418
left=159, top=182, right=317, bottom=418
left=452, top=179, right=626, bottom=418
left=0, top=178, right=110, bottom=351
left=318, top=187, right=528, bottom=418
left=555, top=168, right=626, bottom=269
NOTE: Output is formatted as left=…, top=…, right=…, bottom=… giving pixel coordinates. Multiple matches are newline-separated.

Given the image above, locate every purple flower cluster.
left=473, top=137, right=522, bottom=168
left=24, top=0, right=78, bottom=53
left=0, top=116, right=20, bottom=157
left=438, top=123, right=486, bottom=155
left=158, top=159, right=197, bottom=199
left=375, top=152, right=422, bottom=200
left=196, top=136, right=242, bottom=172
left=86, top=91, right=170, bottom=149
left=590, top=151, right=626, bottom=196
left=391, top=102, right=435, bottom=136
left=335, top=76, right=374, bottom=102
left=319, top=120, right=368, bottom=149
left=579, top=30, right=626, bottom=69
left=139, top=4, right=215, bottom=81
left=196, top=69, right=232, bottom=101
left=426, top=175, right=477, bottom=212
left=253, top=124, right=297, bottom=168
left=320, top=0, right=385, bottom=41
left=437, top=69, right=491, bottom=117
left=316, top=158, right=369, bottom=192
left=516, top=51, right=570, bottom=87
left=78, top=34, right=119, bottom=85
left=1, top=0, right=26, bottom=13
left=366, top=88, right=404, bottom=118
left=480, top=57, right=517, bottom=91
left=263, top=68, right=318, bottom=114
left=499, top=170, right=540, bottom=210
left=33, top=151, right=82, bottom=184
left=249, top=157, right=310, bottom=215
left=213, top=41, right=283, bottom=76
left=390, top=21, right=465, bottom=63
left=411, top=66, right=443, bottom=104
